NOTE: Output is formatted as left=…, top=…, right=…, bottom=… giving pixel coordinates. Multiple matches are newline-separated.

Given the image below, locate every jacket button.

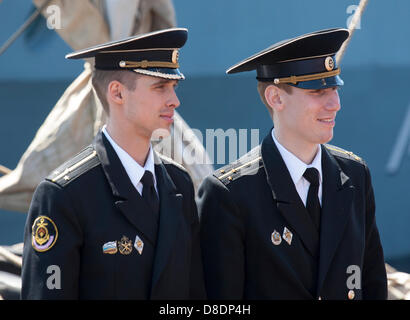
left=348, top=290, right=355, bottom=300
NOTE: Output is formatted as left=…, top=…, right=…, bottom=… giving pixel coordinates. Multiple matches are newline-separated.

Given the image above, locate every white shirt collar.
left=271, top=129, right=322, bottom=186
left=102, top=126, right=157, bottom=193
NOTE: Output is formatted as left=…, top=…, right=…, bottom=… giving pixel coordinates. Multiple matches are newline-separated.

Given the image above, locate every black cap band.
left=256, top=55, right=338, bottom=80
left=94, top=49, right=179, bottom=70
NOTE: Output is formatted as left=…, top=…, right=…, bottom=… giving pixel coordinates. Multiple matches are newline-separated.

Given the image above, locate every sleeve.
left=362, top=165, right=388, bottom=300
left=197, top=176, right=245, bottom=299
left=21, top=180, right=83, bottom=299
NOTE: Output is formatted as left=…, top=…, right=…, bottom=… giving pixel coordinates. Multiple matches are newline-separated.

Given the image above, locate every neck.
left=274, top=129, right=319, bottom=165
left=106, top=119, right=151, bottom=167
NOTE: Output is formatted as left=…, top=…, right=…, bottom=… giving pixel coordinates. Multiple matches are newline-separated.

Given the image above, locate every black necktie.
left=303, top=167, right=321, bottom=231
left=141, top=170, right=159, bottom=218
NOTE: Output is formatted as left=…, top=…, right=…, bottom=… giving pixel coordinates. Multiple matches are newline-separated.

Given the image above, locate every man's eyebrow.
left=151, top=79, right=177, bottom=86
left=309, top=88, right=335, bottom=93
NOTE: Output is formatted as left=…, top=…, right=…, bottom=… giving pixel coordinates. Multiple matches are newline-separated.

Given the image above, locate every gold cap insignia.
left=172, top=49, right=179, bottom=64
left=324, top=56, right=335, bottom=71
left=118, top=236, right=133, bottom=255
left=31, top=216, right=58, bottom=252
left=271, top=230, right=282, bottom=246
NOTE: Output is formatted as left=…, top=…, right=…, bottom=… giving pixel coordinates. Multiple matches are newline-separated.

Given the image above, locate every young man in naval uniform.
left=21, top=28, right=206, bottom=299
left=198, top=28, right=387, bottom=300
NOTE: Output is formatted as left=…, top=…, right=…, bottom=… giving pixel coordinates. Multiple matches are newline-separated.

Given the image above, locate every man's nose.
left=325, top=89, right=341, bottom=111
left=168, top=88, right=180, bottom=109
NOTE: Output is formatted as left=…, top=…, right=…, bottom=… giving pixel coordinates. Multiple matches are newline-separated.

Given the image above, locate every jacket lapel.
left=93, top=131, right=158, bottom=245
left=150, top=152, right=183, bottom=297
left=316, top=145, right=355, bottom=293
left=261, top=132, right=319, bottom=258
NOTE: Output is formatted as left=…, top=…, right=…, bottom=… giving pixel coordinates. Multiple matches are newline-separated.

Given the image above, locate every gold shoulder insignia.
left=51, top=150, right=97, bottom=183
left=158, top=153, right=187, bottom=173
left=47, top=146, right=99, bottom=186
left=215, top=146, right=263, bottom=185
left=325, top=145, right=362, bottom=162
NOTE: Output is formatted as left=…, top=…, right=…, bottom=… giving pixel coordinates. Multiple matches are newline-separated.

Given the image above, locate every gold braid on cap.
left=119, top=60, right=179, bottom=69
left=273, top=69, right=340, bottom=85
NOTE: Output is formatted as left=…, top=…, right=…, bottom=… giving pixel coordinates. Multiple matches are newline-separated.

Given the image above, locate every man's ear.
left=265, top=85, right=284, bottom=112
left=107, top=80, right=124, bottom=105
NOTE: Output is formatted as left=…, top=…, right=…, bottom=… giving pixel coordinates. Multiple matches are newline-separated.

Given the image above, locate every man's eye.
left=309, top=90, right=322, bottom=95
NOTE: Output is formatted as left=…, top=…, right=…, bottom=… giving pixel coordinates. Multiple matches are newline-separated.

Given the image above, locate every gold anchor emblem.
left=34, top=217, right=50, bottom=246
left=118, top=236, right=133, bottom=255
left=31, top=215, right=58, bottom=252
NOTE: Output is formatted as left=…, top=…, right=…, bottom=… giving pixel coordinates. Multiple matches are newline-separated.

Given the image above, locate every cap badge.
left=118, top=236, right=133, bottom=255
left=172, top=49, right=179, bottom=64
left=324, top=56, right=335, bottom=71
left=134, top=235, right=144, bottom=255
left=271, top=230, right=282, bottom=245
left=32, top=216, right=58, bottom=252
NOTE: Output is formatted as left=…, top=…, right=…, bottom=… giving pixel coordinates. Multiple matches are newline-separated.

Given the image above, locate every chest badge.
left=134, top=235, right=144, bottom=255
left=271, top=230, right=282, bottom=245
left=102, top=241, right=118, bottom=254
left=283, top=227, right=293, bottom=245
left=118, top=236, right=133, bottom=255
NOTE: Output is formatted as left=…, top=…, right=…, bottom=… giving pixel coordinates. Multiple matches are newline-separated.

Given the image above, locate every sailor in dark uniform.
left=198, top=28, right=387, bottom=300
left=21, top=28, right=206, bottom=299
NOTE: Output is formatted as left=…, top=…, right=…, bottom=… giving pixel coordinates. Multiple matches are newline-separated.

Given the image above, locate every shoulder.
left=213, top=145, right=263, bottom=186
left=158, top=153, right=188, bottom=174
left=157, top=153, right=194, bottom=190
left=46, top=145, right=101, bottom=188
left=324, top=144, right=365, bottom=165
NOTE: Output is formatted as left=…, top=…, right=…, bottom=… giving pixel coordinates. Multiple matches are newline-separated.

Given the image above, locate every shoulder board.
left=158, top=153, right=188, bottom=173
left=46, top=146, right=100, bottom=187
left=324, top=144, right=363, bottom=163
left=215, top=146, right=263, bottom=185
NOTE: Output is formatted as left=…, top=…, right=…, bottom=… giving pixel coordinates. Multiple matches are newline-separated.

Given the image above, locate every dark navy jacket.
left=22, top=131, right=205, bottom=299
left=198, top=131, right=387, bottom=300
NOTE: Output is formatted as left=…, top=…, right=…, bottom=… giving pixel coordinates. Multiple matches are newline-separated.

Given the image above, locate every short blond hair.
left=257, top=81, right=293, bottom=118
left=92, top=70, right=139, bottom=115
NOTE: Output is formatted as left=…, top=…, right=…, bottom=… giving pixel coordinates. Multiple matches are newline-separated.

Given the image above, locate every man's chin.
left=151, top=127, right=172, bottom=141
left=319, top=132, right=334, bottom=145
